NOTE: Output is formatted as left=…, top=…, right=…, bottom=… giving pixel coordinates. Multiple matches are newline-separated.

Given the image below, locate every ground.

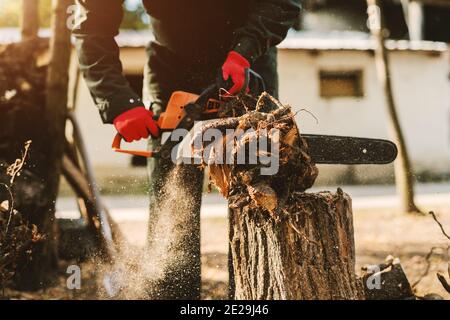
left=3, top=199, right=450, bottom=300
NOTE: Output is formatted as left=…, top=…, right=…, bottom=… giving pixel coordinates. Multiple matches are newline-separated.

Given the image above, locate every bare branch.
left=429, top=211, right=450, bottom=241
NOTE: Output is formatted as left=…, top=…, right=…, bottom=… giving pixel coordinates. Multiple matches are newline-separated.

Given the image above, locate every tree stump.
left=197, top=93, right=364, bottom=300
left=229, top=189, right=364, bottom=300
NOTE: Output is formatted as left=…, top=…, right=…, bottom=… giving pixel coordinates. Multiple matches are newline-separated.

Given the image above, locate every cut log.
left=198, top=92, right=364, bottom=300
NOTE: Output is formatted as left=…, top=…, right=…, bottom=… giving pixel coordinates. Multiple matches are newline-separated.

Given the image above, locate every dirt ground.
left=4, top=201, right=450, bottom=300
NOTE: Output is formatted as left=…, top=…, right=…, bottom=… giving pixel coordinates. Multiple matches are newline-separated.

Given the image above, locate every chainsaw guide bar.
left=303, top=134, right=398, bottom=165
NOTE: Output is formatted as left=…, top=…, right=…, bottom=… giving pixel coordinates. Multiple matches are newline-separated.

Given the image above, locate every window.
left=319, top=70, right=364, bottom=98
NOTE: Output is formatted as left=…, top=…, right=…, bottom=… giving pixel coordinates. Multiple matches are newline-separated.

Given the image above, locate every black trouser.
left=143, top=42, right=278, bottom=299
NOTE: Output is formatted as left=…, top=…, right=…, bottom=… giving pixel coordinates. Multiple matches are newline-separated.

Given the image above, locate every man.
left=73, top=0, right=301, bottom=299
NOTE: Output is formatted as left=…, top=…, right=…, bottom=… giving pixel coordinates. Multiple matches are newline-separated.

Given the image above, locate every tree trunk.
left=367, top=0, right=421, bottom=214
left=229, top=189, right=364, bottom=300
left=14, top=0, right=74, bottom=289
left=21, top=0, right=40, bottom=40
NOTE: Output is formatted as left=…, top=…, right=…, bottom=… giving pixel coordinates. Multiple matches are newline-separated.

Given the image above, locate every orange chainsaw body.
left=157, top=91, right=199, bottom=130
left=112, top=91, right=222, bottom=157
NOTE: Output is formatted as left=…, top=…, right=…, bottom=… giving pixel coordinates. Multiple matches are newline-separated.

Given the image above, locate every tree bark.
left=229, top=189, right=364, bottom=300
left=367, top=0, right=421, bottom=214
left=21, top=0, right=40, bottom=40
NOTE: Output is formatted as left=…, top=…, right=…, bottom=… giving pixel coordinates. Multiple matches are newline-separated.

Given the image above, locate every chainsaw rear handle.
left=195, top=68, right=265, bottom=107
left=112, top=133, right=155, bottom=158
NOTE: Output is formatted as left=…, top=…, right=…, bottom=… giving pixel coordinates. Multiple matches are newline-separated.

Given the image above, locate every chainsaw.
left=112, top=70, right=398, bottom=165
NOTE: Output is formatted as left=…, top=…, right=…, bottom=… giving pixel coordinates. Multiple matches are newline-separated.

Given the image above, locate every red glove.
left=222, top=51, right=250, bottom=95
left=113, top=107, right=160, bottom=142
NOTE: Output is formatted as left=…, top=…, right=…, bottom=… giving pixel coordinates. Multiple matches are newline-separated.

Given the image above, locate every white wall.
left=278, top=48, right=450, bottom=171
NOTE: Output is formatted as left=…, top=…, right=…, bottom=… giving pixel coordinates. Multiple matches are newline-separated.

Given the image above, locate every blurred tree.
left=21, top=0, right=39, bottom=39
left=0, top=0, right=21, bottom=27
left=39, top=0, right=52, bottom=28
left=367, top=0, right=421, bottom=215
left=0, top=0, right=148, bottom=29
left=122, top=0, right=150, bottom=30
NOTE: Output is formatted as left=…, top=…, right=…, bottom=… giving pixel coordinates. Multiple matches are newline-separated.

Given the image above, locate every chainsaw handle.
left=197, top=69, right=266, bottom=106
left=225, top=68, right=265, bottom=95
left=112, top=133, right=154, bottom=158
left=247, top=69, right=266, bottom=94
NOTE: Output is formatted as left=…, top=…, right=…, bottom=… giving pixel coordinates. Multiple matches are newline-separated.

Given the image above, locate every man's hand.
left=222, top=51, right=250, bottom=95
left=113, top=107, right=160, bottom=142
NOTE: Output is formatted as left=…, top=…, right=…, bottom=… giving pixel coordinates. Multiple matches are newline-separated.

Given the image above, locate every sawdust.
left=97, top=92, right=318, bottom=297
left=97, top=166, right=200, bottom=299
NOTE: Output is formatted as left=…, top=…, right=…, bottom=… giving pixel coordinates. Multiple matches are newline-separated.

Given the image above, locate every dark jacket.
left=73, top=0, right=301, bottom=123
